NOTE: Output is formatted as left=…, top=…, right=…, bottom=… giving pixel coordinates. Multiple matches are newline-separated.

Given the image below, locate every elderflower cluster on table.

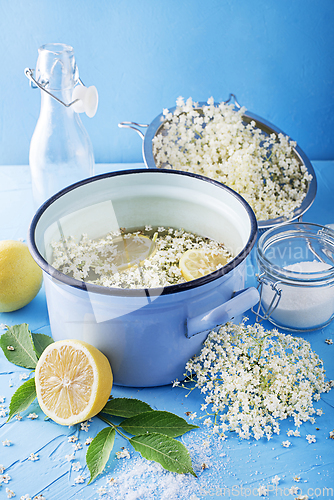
left=180, top=321, right=332, bottom=441
left=152, top=97, right=313, bottom=221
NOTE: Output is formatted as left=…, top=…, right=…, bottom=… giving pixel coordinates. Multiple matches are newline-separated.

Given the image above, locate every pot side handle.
left=185, top=286, right=260, bottom=339
left=118, top=121, right=149, bottom=139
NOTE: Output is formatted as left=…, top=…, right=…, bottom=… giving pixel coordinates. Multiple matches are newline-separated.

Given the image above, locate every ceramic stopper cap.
left=72, top=85, right=98, bottom=118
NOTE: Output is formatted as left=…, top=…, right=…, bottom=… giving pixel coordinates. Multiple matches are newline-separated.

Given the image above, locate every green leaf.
left=87, top=427, right=116, bottom=484
left=0, top=324, right=38, bottom=369
left=31, top=332, right=54, bottom=358
left=7, top=377, right=36, bottom=422
left=130, top=432, right=196, bottom=477
left=101, top=398, right=153, bottom=418
left=120, top=410, right=199, bottom=437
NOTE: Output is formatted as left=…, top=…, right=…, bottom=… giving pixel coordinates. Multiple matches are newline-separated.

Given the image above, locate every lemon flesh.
left=35, top=339, right=113, bottom=426
left=179, top=248, right=230, bottom=281
left=0, top=240, right=43, bottom=312
left=110, top=234, right=156, bottom=271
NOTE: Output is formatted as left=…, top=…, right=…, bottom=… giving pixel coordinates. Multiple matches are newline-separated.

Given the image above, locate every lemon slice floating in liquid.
left=111, top=234, right=156, bottom=271
left=179, top=248, right=230, bottom=281
left=35, top=339, right=113, bottom=426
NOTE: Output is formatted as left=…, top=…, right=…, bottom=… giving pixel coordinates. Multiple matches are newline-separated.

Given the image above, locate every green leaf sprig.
left=0, top=324, right=198, bottom=483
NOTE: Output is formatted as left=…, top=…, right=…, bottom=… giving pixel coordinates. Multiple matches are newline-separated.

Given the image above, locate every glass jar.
left=29, top=43, right=95, bottom=208
left=254, top=222, right=334, bottom=332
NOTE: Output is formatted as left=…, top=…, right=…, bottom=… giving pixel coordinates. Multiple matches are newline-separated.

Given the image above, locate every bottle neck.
left=39, top=86, right=78, bottom=121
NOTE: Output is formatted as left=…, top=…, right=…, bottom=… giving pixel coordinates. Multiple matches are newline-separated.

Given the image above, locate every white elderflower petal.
left=116, top=448, right=130, bottom=459
left=97, top=486, right=107, bottom=495
left=68, top=436, right=78, bottom=443
left=27, top=413, right=38, bottom=420
left=51, top=226, right=232, bottom=290
left=74, top=474, right=85, bottom=484
left=152, top=98, right=312, bottom=221
left=72, top=461, right=82, bottom=472
left=183, top=321, right=330, bottom=440
left=80, top=421, right=90, bottom=432
left=257, top=485, right=268, bottom=496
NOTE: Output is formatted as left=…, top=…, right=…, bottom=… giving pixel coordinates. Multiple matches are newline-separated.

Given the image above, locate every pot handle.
left=185, top=286, right=260, bottom=338
left=118, top=121, right=149, bottom=139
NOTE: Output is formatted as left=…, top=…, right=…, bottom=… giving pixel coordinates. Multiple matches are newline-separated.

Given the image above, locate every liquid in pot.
left=51, top=225, right=233, bottom=289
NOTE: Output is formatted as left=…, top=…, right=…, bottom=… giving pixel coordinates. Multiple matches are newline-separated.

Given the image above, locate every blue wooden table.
left=0, top=162, right=333, bottom=500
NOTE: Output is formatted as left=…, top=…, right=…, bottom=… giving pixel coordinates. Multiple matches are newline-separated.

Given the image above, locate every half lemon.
left=111, top=234, right=156, bottom=271
left=35, top=339, right=113, bottom=426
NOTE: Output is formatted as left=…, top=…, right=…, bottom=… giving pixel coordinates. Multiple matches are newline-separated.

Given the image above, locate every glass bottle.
left=29, top=43, right=95, bottom=208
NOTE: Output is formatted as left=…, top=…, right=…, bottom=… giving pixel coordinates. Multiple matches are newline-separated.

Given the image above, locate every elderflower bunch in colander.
left=152, top=97, right=312, bottom=221
left=184, top=321, right=332, bottom=441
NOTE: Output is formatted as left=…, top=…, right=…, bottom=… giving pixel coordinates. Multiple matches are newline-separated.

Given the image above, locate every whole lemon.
left=0, top=240, right=43, bottom=312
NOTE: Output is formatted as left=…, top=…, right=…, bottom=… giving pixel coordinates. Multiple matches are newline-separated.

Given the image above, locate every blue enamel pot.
left=28, top=169, right=259, bottom=387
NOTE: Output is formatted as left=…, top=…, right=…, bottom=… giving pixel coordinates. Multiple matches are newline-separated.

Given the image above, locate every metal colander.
left=119, top=94, right=317, bottom=231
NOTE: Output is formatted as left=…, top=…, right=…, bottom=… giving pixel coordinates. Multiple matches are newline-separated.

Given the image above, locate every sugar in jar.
left=254, top=222, right=334, bottom=332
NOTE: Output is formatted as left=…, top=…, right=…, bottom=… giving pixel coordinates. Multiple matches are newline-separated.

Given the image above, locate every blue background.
left=0, top=0, right=333, bottom=165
